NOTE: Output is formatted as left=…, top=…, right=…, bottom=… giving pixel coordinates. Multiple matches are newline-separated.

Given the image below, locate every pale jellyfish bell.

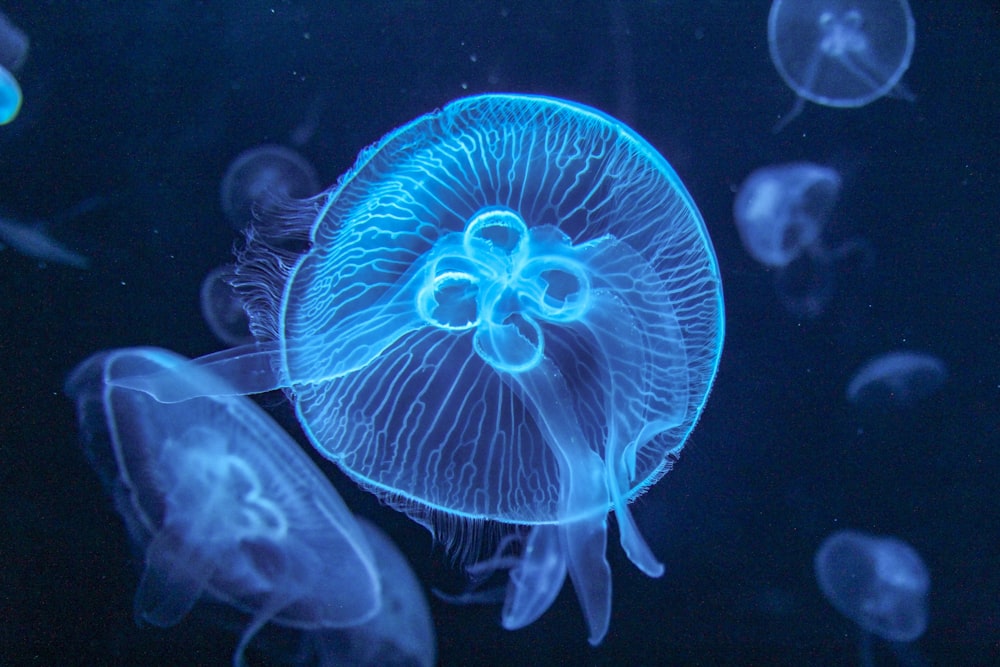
left=846, top=350, right=946, bottom=408
left=768, top=0, right=917, bottom=131
left=733, top=162, right=871, bottom=317
left=815, top=530, right=929, bottom=666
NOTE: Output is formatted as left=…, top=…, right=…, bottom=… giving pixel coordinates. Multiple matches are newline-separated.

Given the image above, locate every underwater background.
left=1, top=1, right=997, bottom=665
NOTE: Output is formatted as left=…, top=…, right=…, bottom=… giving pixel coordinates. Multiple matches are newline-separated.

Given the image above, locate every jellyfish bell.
left=0, top=9, right=28, bottom=73
left=734, top=162, right=873, bottom=318
left=65, top=347, right=382, bottom=666
left=768, top=0, right=917, bottom=131
left=303, top=519, right=436, bottom=667
left=815, top=530, right=929, bottom=647
left=846, top=350, right=946, bottom=408
left=733, top=162, right=841, bottom=268
left=0, top=64, right=21, bottom=125
left=200, top=264, right=254, bottom=347
left=113, top=94, right=725, bottom=645
left=220, top=145, right=321, bottom=231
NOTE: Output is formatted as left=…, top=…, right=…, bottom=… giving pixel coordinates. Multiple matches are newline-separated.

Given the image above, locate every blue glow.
left=65, top=347, right=382, bottom=667
left=0, top=64, right=21, bottom=124
left=114, top=94, right=725, bottom=645
left=815, top=530, right=930, bottom=642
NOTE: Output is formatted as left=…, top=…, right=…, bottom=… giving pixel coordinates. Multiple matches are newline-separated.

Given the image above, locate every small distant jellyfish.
left=0, top=9, right=28, bottom=126
left=815, top=530, right=929, bottom=664
left=0, top=9, right=29, bottom=72
left=0, top=65, right=21, bottom=125
left=200, top=264, right=254, bottom=347
left=733, top=162, right=870, bottom=317
left=304, top=519, right=437, bottom=667
left=64, top=347, right=382, bottom=667
left=220, top=145, right=321, bottom=231
left=733, top=162, right=840, bottom=269
left=768, top=0, right=916, bottom=131
left=846, top=350, right=946, bottom=408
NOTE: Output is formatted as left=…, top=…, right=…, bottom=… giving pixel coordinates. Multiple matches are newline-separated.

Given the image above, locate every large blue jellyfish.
left=66, top=347, right=382, bottom=666
left=118, top=94, right=724, bottom=644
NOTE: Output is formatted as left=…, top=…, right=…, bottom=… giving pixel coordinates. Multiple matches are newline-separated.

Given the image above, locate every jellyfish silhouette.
left=733, top=162, right=871, bottom=317
left=815, top=530, right=929, bottom=666
left=768, top=0, right=916, bottom=131
left=114, top=94, right=725, bottom=645
left=0, top=8, right=27, bottom=125
left=846, top=350, right=946, bottom=408
left=220, top=144, right=321, bottom=231
left=200, top=264, right=254, bottom=347
left=65, top=347, right=382, bottom=666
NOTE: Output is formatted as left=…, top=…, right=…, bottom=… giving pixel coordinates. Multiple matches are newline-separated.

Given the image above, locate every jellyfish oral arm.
left=505, top=359, right=613, bottom=646
left=108, top=342, right=287, bottom=402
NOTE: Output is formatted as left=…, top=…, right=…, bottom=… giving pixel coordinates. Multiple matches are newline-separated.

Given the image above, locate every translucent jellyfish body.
left=846, top=350, right=946, bottom=407
left=200, top=264, right=254, bottom=347
left=114, top=94, right=725, bottom=645
left=65, top=347, right=381, bottom=666
left=0, top=9, right=27, bottom=125
left=768, top=0, right=916, bottom=130
left=815, top=530, right=929, bottom=642
left=304, top=519, right=436, bottom=667
left=733, top=161, right=868, bottom=317
left=220, top=145, right=321, bottom=231
left=733, top=162, right=840, bottom=269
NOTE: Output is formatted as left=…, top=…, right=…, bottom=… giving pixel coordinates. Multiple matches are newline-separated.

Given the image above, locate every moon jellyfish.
left=0, top=9, right=28, bottom=72
left=815, top=530, right=929, bottom=665
left=0, top=65, right=21, bottom=125
left=65, top=347, right=382, bottom=667
left=220, top=144, right=321, bottom=231
left=768, top=0, right=916, bottom=131
left=302, top=519, right=436, bottom=667
left=846, top=350, right=946, bottom=408
left=0, top=9, right=27, bottom=125
left=733, top=162, right=870, bottom=317
left=115, top=94, right=725, bottom=645
left=200, top=264, right=254, bottom=347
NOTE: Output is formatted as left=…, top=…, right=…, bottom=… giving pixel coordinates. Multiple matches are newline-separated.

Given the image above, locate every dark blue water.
left=1, top=2, right=996, bottom=665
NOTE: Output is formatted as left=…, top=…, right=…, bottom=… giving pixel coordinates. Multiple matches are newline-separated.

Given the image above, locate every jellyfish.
left=0, top=64, right=21, bottom=125
left=846, top=350, right=946, bottom=408
left=0, top=9, right=28, bottom=73
left=113, top=94, right=725, bottom=645
left=200, top=264, right=254, bottom=347
left=768, top=0, right=916, bottom=131
left=302, top=519, right=436, bottom=667
left=0, top=9, right=26, bottom=126
left=733, top=162, right=871, bottom=317
left=220, top=144, right=321, bottom=231
left=0, top=209, right=91, bottom=268
left=64, top=347, right=382, bottom=666
left=815, top=530, right=929, bottom=666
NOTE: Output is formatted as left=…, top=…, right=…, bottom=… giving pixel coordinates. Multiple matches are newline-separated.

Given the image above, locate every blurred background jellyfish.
left=115, top=93, right=725, bottom=645
left=200, top=264, right=254, bottom=347
left=815, top=530, right=930, bottom=667
left=0, top=8, right=27, bottom=125
left=768, top=0, right=916, bottom=131
left=301, top=519, right=436, bottom=667
left=846, top=350, right=946, bottom=408
left=733, top=161, right=871, bottom=318
left=64, top=347, right=382, bottom=667
left=220, top=144, right=321, bottom=232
